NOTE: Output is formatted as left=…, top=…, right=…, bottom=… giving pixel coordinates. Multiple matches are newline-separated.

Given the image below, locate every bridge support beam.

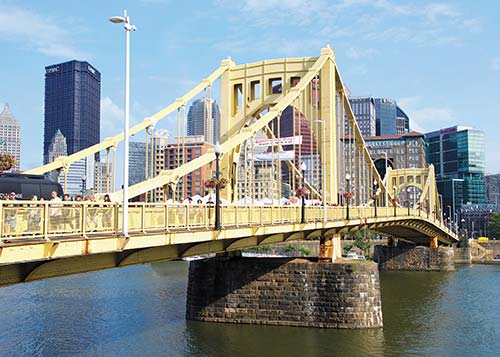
left=374, top=242, right=454, bottom=271
left=186, top=256, right=383, bottom=328
left=430, top=236, right=438, bottom=248
left=318, top=234, right=342, bottom=263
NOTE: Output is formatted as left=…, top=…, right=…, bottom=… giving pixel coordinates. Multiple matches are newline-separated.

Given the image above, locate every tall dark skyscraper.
left=187, top=98, right=220, bottom=144
left=44, top=60, right=101, bottom=164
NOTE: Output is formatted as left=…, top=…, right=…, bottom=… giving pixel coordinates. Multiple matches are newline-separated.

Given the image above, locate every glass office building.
left=425, top=125, right=486, bottom=220
left=44, top=60, right=101, bottom=164
left=374, top=98, right=409, bottom=136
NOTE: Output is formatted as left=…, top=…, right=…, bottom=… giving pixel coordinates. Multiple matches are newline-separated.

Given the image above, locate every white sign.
left=253, top=136, right=302, bottom=148
left=247, top=150, right=295, bottom=162
left=46, top=66, right=59, bottom=74
left=87, top=65, right=96, bottom=75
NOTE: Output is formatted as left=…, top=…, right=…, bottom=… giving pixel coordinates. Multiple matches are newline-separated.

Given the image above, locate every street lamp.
left=81, top=175, right=87, bottom=197
left=438, top=194, right=443, bottom=223
left=109, top=10, right=136, bottom=237
left=314, top=119, right=327, bottom=222
left=393, top=187, right=397, bottom=217
left=345, top=173, right=351, bottom=220
left=381, top=151, right=389, bottom=217
left=301, top=162, right=307, bottom=224
left=447, top=205, right=452, bottom=231
left=214, top=142, right=221, bottom=230
left=373, top=179, right=378, bottom=217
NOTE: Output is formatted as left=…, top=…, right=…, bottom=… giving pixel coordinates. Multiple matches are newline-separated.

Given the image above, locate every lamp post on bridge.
left=300, top=162, right=306, bottom=224
left=373, top=179, right=378, bottom=218
left=314, top=119, right=327, bottom=222
left=447, top=205, right=452, bottom=231
left=393, top=187, right=397, bottom=217
left=214, top=142, right=221, bottom=230
left=109, top=10, right=136, bottom=237
left=345, top=173, right=351, bottom=220
left=406, top=187, right=411, bottom=216
left=81, top=175, right=86, bottom=197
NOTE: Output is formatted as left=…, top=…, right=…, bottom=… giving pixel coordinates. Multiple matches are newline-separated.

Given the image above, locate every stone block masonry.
left=374, top=244, right=454, bottom=271
left=186, top=257, right=383, bottom=328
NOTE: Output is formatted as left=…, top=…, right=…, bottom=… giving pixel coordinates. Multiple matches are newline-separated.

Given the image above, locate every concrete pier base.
left=186, top=257, right=383, bottom=328
left=374, top=244, right=454, bottom=271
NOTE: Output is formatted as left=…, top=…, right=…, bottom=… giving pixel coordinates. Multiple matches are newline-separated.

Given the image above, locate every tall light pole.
left=438, top=194, right=443, bottom=223
left=81, top=175, right=86, bottom=197
left=345, top=173, right=351, bottom=220
left=381, top=151, right=389, bottom=217
left=314, top=120, right=327, bottom=222
left=109, top=10, right=136, bottom=237
left=301, top=162, right=307, bottom=224
left=214, top=142, right=221, bottom=230
left=373, top=179, right=378, bottom=217
left=447, top=205, right=452, bottom=231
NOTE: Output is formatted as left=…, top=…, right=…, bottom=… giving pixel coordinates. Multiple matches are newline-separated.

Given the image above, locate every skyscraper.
left=396, top=106, right=410, bottom=135
left=187, top=98, right=220, bottom=144
left=46, top=129, right=95, bottom=196
left=375, top=98, right=409, bottom=136
left=425, top=125, right=486, bottom=218
left=348, top=97, right=376, bottom=136
left=44, top=60, right=101, bottom=164
left=129, top=142, right=147, bottom=186
left=0, top=104, right=21, bottom=171
left=485, top=174, right=500, bottom=204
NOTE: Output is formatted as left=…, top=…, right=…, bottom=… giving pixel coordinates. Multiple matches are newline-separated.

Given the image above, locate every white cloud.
left=398, top=96, right=456, bottom=133
left=0, top=4, right=85, bottom=59
left=346, top=47, right=378, bottom=59
left=101, top=97, right=124, bottom=137
left=491, top=57, right=500, bottom=71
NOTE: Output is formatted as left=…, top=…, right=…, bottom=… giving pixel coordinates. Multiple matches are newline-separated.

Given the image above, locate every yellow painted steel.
left=3, top=47, right=460, bottom=285
left=0, top=198, right=457, bottom=286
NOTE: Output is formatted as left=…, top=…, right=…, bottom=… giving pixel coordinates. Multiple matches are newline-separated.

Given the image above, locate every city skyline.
left=0, top=1, right=499, bottom=176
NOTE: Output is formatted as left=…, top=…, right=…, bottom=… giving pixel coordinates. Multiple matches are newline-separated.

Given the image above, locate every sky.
left=1, top=0, right=499, bottom=180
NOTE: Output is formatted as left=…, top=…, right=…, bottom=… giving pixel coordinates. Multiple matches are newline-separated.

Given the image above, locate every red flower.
left=343, top=192, right=353, bottom=199
left=296, top=186, right=309, bottom=197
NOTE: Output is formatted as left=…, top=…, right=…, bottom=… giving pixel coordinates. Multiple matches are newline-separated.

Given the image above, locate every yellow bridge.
left=1, top=46, right=457, bottom=286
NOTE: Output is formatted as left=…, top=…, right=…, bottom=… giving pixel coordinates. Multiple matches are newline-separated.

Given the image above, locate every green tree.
left=343, top=242, right=354, bottom=255
left=489, top=213, right=500, bottom=239
left=353, top=229, right=374, bottom=255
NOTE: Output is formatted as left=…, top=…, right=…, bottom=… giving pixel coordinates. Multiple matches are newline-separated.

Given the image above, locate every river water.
left=1, top=262, right=499, bottom=356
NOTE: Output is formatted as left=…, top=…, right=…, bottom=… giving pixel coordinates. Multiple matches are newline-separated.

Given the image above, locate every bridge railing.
left=0, top=200, right=450, bottom=243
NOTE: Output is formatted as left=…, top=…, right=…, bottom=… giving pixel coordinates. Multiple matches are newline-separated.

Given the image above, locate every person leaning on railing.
left=49, top=191, right=63, bottom=233
left=27, top=195, right=41, bottom=234
left=101, top=194, right=113, bottom=230
left=3, top=192, right=18, bottom=236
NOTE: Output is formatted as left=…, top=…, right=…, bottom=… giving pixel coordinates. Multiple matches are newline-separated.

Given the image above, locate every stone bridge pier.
left=186, top=235, right=383, bottom=329
left=374, top=237, right=455, bottom=272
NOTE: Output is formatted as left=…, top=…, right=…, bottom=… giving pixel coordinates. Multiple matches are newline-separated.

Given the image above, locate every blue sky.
left=1, top=0, right=499, bottom=177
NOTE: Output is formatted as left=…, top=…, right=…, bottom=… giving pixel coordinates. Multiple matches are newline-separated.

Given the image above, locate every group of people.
left=2, top=191, right=114, bottom=239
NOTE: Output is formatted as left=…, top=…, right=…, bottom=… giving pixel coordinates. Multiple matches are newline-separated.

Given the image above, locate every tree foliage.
left=343, top=242, right=354, bottom=254
left=489, top=213, right=500, bottom=239
left=353, top=229, right=375, bottom=254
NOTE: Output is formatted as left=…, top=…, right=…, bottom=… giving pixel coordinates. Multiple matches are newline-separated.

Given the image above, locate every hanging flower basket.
left=371, top=194, right=378, bottom=201
left=391, top=197, right=399, bottom=204
left=343, top=192, right=353, bottom=199
left=219, top=178, right=228, bottom=189
left=0, top=153, right=15, bottom=173
left=204, top=177, right=228, bottom=189
left=204, top=177, right=218, bottom=189
left=296, top=186, right=309, bottom=197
